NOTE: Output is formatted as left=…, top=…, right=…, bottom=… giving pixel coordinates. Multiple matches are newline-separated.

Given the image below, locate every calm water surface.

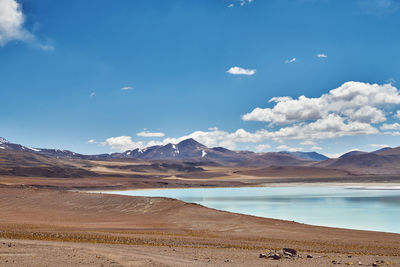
left=105, top=186, right=400, bottom=233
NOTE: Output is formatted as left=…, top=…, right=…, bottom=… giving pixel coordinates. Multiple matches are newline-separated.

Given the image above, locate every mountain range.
left=0, top=137, right=326, bottom=166
left=1, top=136, right=400, bottom=175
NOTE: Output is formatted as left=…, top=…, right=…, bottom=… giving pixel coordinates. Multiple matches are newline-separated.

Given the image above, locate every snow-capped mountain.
left=0, top=137, right=9, bottom=144
left=0, top=136, right=330, bottom=166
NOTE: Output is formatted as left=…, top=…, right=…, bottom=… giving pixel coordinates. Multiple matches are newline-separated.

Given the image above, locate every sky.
left=1, top=0, right=400, bottom=157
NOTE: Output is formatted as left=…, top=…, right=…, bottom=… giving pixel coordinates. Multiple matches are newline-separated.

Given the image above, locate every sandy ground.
left=1, top=186, right=400, bottom=266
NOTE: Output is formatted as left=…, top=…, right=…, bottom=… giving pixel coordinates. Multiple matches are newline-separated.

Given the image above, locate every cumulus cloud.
left=95, top=81, right=400, bottom=152
left=101, top=136, right=145, bottom=151
left=380, top=123, right=400, bottom=130
left=100, top=117, right=378, bottom=152
left=0, top=0, right=53, bottom=50
left=242, top=81, right=400, bottom=125
left=285, top=58, right=296, bottom=64
left=344, top=106, right=386, bottom=124
left=227, top=66, right=256, bottom=76
left=395, top=110, right=400, bottom=119
left=317, top=53, right=328, bottom=58
left=137, top=131, right=165, bottom=138
left=121, top=86, right=133, bottom=90
left=88, top=139, right=96, bottom=144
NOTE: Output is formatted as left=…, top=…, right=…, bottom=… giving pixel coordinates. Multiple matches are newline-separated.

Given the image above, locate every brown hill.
left=315, top=152, right=400, bottom=175
left=375, top=146, right=400, bottom=156
left=240, top=152, right=310, bottom=167
left=237, top=166, right=352, bottom=178
left=0, top=149, right=97, bottom=178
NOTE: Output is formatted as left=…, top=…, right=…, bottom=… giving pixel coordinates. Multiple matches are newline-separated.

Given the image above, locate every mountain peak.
left=177, top=138, right=206, bottom=148
left=0, top=137, right=9, bottom=144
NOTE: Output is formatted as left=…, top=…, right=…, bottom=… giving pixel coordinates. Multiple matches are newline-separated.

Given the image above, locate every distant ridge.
left=0, top=137, right=313, bottom=166
left=339, top=150, right=367, bottom=159
left=280, top=151, right=329, bottom=161
left=2, top=136, right=400, bottom=173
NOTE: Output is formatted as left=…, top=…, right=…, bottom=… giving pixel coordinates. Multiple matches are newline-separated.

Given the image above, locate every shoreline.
left=85, top=182, right=400, bottom=235
left=83, top=181, right=400, bottom=193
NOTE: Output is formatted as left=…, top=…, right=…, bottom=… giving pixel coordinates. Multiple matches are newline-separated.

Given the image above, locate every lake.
left=104, top=186, right=400, bottom=234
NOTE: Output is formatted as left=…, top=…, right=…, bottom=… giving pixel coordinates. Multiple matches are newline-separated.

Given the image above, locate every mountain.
left=240, top=152, right=310, bottom=167
left=339, top=150, right=368, bottom=159
left=0, top=136, right=345, bottom=167
left=374, top=146, right=400, bottom=156
left=0, top=137, right=44, bottom=153
left=0, top=149, right=97, bottom=178
left=115, top=138, right=311, bottom=166
left=372, top=147, right=392, bottom=154
left=280, top=151, right=329, bottom=161
left=117, top=139, right=208, bottom=160
left=0, top=137, right=111, bottom=160
left=315, top=149, right=400, bottom=175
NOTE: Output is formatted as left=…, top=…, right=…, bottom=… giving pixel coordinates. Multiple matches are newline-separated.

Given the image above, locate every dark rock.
left=268, top=253, right=282, bottom=260
left=307, top=255, right=313, bottom=258
left=283, top=251, right=293, bottom=257
left=283, top=248, right=297, bottom=256
left=259, top=253, right=266, bottom=258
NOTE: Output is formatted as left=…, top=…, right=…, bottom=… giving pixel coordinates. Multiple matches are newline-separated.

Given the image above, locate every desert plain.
left=1, top=153, right=400, bottom=267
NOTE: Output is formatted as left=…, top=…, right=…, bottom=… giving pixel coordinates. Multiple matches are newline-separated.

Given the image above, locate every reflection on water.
left=105, top=186, right=400, bottom=233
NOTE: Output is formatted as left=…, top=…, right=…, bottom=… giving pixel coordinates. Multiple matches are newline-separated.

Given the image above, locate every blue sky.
left=1, top=0, right=400, bottom=157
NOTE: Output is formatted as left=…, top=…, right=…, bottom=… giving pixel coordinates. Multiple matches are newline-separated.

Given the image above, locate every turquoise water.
left=105, top=186, right=400, bottom=233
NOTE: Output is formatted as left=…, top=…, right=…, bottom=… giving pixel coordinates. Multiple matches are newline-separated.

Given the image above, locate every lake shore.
left=1, top=186, right=400, bottom=266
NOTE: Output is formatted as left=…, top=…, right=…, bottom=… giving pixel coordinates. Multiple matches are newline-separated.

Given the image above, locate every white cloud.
left=311, top=146, right=322, bottom=150
left=324, top=153, right=341, bottom=159
left=228, top=3, right=234, bottom=7
left=395, top=110, right=400, bottom=119
left=137, top=131, right=165, bottom=138
left=101, top=136, right=145, bottom=151
left=277, top=144, right=303, bottom=152
left=380, top=123, right=400, bottom=130
left=369, top=144, right=389, bottom=148
left=242, top=81, right=400, bottom=125
left=236, top=0, right=254, bottom=6
left=227, top=66, right=256, bottom=76
left=0, top=0, right=53, bottom=50
left=300, top=140, right=315, bottom=146
left=255, top=144, right=270, bottom=152
left=344, top=106, right=386, bottom=124
left=317, top=54, right=328, bottom=58
left=100, top=118, right=378, bottom=152
left=0, top=0, right=33, bottom=46
left=98, top=81, right=400, bottom=152
left=285, top=58, right=296, bottom=64
left=88, top=139, right=96, bottom=144
left=121, top=86, right=133, bottom=90
left=386, top=131, right=400, bottom=136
